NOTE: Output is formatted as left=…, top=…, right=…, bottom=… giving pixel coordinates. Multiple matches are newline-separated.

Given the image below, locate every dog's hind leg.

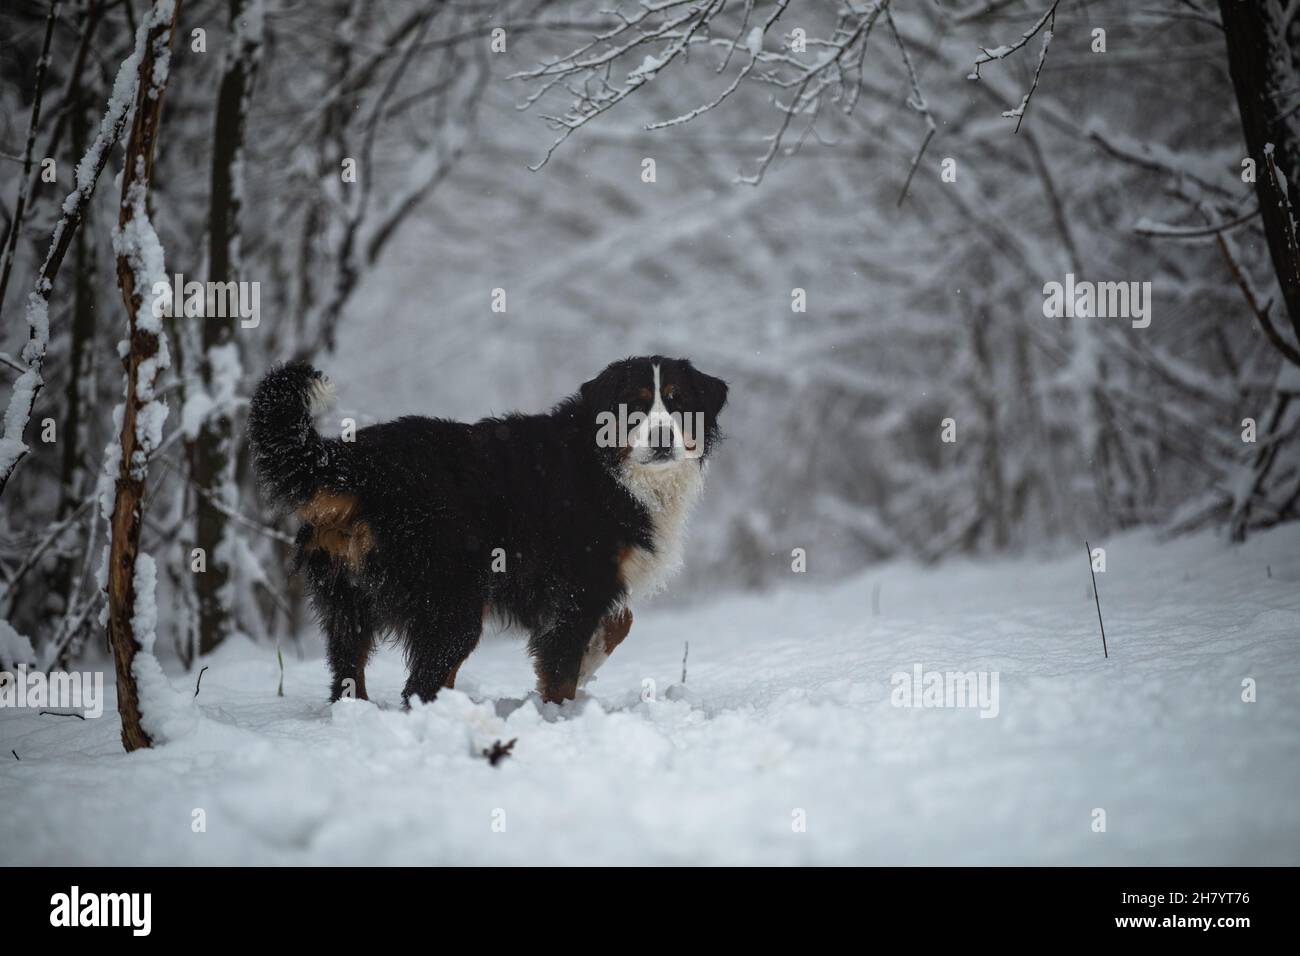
left=400, top=599, right=482, bottom=707
left=306, top=554, right=377, bottom=702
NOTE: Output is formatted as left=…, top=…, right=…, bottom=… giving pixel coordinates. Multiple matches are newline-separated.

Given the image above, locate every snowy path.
left=3, top=526, right=1299, bottom=865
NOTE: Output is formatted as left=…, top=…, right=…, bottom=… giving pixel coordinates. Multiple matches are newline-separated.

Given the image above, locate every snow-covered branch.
left=0, top=3, right=145, bottom=497
left=512, top=0, right=925, bottom=185
left=967, top=0, right=1058, bottom=133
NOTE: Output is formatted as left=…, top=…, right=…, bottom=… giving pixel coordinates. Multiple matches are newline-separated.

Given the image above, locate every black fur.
left=248, top=356, right=727, bottom=706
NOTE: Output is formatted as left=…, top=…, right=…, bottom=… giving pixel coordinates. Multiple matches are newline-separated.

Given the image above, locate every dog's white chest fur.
left=617, top=459, right=704, bottom=603
left=576, top=461, right=703, bottom=689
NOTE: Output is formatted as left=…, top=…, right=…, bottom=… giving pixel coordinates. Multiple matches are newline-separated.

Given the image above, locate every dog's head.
left=580, top=356, right=728, bottom=470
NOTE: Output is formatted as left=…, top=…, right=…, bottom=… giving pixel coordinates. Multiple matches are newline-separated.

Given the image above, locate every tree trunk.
left=51, top=75, right=99, bottom=618
left=1220, top=0, right=1300, bottom=349
left=105, top=0, right=182, bottom=753
left=187, top=0, right=261, bottom=655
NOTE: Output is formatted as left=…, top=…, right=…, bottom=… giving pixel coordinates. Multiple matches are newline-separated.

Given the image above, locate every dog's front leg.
left=576, top=607, right=633, bottom=689
left=530, top=608, right=610, bottom=704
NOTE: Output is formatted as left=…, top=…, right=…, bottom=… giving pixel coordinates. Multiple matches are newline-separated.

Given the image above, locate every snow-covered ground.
left=3, top=524, right=1299, bottom=865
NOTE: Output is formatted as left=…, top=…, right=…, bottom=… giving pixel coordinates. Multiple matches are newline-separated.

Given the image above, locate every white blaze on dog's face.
left=629, top=363, right=693, bottom=468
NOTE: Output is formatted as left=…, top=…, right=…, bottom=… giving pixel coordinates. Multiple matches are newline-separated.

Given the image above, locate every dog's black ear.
left=580, top=364, right=619, bottom=409
left=691, top=365, right=728, bottom=421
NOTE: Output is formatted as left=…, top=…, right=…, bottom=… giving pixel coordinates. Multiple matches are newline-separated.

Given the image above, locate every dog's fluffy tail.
left=248, top=361, right=337, bottom=510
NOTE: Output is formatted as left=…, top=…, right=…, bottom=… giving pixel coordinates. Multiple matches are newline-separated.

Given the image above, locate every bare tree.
left=1219, top=0, right=1300, bottom=358
left=183, top=0, right=263, bottom=655
left=103, top=0, right=182, bottom=752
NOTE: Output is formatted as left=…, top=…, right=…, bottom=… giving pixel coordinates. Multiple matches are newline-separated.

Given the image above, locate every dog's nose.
left=648, top=424, right=675, bottom=454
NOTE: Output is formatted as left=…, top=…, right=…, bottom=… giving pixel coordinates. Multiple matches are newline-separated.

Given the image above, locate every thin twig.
left=1215, top=223, right=1300, bottom=368
left=157, top=457, right=297, bottom=544
left=968, top=1, right=1059, bottom=132
left=954, top=0, right=1027, bottom=24
left=1010, top=7, right=1056, bottom=132
left=45, top=496, right=101, bottom=669
left=1134, top=206, right=1260, bottom=239
left=970, top=1, right=1058, bottom=75
left=0, top=497, right=94, bottom=615
left=194, top=665, right=209, bottom=697
left=1085, top=540, right=1108, bottom=658
left=1086, top=126, right=1231, bottom=199
left=886, top=6, right=937, bottom=206
left=0, top=0, right=59, bottom=321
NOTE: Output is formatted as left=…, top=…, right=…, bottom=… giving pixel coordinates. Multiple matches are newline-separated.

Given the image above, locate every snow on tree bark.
left=102, top=0, right=183, bottom=753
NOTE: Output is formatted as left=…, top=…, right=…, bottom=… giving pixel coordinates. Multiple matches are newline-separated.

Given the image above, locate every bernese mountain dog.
left=248, top=357, right=727, bottom=707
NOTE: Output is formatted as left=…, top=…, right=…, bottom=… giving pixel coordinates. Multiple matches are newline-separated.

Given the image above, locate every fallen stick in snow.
left=1085, top=540, right=1109, bottom=658
left=39, top=710, right=85, bottom=720
left=193, top=665, right=208, bottom=698
left=482, top=739, right=517, bottom=766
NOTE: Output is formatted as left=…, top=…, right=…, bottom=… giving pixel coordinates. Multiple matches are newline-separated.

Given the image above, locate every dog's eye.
left=662, top=384, right=677, bottom=401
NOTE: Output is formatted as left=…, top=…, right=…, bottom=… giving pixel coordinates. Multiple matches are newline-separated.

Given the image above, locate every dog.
left=248, top=356, right=727, bottom=706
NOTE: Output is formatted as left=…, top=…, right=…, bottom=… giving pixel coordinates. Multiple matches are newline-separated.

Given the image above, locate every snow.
left=2, top=524, right=1298, bottom=865
left=0, top=293, right=51, bottom=479
left=135, top=400, right=169, bottom=456
left=131, top=554, right=160, bottom=655
left=95, top=404, right=125, bottom=523
left=627, top=53, right=666, bottom=84
left=0, top=620, right=36, bottom=670
left=74, top=17, right=147, bottom=194
left=129, top=554, right=200, bottom=744
left=179, top=390, right=214, bottom=440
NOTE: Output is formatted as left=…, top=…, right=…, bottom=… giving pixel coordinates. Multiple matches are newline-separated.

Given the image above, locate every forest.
left=1, top=0, right=1298, bottom=753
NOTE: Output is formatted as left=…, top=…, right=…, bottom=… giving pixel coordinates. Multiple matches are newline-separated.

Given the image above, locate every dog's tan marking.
left=574, top=606, right=635, bottom=689
left=601, top=607, right=633, bottom=654
left=298, top=490, right=374, bottom=571
left=354, top=637, right=372, bottom=701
